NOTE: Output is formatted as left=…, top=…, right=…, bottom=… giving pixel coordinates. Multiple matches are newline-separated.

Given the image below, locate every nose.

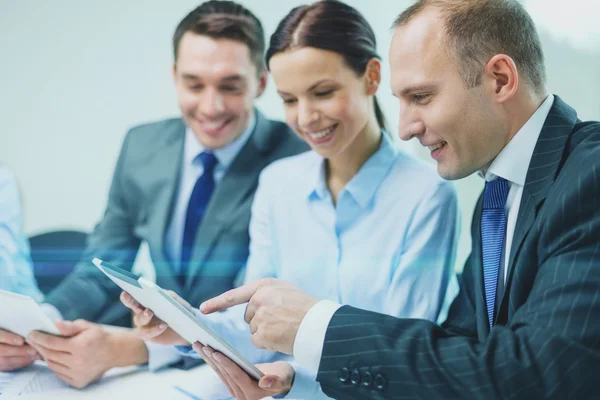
left=297, top=100, right=319, bottom=130
left=397, top=105, right=425, bottom=142
left=198, top=88, right=225, bottom=117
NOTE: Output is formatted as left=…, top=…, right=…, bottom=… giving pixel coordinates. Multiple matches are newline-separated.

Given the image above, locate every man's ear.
left=483, top=54, right=519, bottom=104
left=256, top=68, right=268, bottom=98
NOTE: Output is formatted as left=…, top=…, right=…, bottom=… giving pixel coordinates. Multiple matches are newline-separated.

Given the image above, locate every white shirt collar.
left=482, top=94, right=554, bottom=184
left=184, top=111, right=256, bottom=169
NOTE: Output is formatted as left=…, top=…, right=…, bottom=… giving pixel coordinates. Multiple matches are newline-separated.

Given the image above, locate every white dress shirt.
left=483, top=94, right=554, bottom=283
left=293, top=95, right=555, bottom=375
left=164, top=113, right=256, bottom=273
left=43, top=113, right=256, bottom=371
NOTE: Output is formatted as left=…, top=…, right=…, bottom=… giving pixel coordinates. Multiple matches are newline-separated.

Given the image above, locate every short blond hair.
left=394, top=0, right=546, bottom=94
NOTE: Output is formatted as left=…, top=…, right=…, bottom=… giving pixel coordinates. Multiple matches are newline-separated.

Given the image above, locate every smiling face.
left=269, top=47, right=376, bottom=159
left=390, top=9, right=509, bottom=180
left=173, top=32, right=266, bottom=150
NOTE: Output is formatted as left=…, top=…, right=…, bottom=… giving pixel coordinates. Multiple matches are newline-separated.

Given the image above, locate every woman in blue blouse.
left=123, top=1, right=460, bottom=398
left=0, top=165, right=43, bottom=301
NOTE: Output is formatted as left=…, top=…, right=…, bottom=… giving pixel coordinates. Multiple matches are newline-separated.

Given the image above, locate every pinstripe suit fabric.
left=316, top=96, right=600, bottom=399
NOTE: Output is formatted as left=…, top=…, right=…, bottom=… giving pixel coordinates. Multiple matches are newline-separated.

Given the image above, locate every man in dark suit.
left=195, top=1, right=600, bottom=399
left=0, top=0, right=306, bottom=389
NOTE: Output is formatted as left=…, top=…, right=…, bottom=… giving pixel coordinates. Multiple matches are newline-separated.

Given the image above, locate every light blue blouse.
left=0, top=166, right=43, bottom=301
left=181, top=133, right=460, bottom=398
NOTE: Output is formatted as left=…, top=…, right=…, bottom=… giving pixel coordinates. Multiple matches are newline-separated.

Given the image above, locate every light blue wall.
left=1, top=0, right=598, bottom=272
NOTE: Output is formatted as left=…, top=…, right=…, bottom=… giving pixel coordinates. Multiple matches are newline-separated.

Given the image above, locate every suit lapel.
left=497, top=96, right=578, bottom=316
left=147, top=121, right=186, bottom=288
left=185, top=111, right=275, bottom=289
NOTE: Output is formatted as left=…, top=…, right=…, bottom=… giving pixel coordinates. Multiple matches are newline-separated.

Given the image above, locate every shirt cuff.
left=41, top=303, right=63, bottom=322
left=281, top=363, right=325, bottom=399
left=293, top=300, right=342, bottom=372
left=145, top=341, right=183, bottom=372
left=175, top=345, right=202, bottom=359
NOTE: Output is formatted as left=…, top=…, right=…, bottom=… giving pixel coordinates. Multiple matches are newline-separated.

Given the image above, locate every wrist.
left=108, top=331, right=149, bottom=368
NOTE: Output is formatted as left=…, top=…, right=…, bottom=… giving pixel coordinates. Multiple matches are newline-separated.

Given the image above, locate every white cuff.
left=293, top=300, right=342, bottom=373
left=41, top=303, right=63, bottom=322
left=145, top=341, right=183, bottom=372
left=283, top=362, right=331, bottom=399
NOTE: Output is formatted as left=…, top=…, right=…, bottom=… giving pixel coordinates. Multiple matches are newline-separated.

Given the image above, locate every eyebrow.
left=181, top=74, right=247, bottom=83
left=399, top=84, right=437, bottom=97
left=182, top=74, right=200, bottom=81
left=277, top=79, right=336, bottom=96
left=221, top=75, right=246, bottom=83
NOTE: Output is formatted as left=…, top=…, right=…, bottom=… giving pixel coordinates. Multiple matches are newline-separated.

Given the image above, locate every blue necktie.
left=481, top=177, right=509, bottom=329
left=180, top=152, right=218, bottom=281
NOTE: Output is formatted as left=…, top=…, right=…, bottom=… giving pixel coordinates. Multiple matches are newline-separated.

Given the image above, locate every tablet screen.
left=92, top=258, right=265, bottom=381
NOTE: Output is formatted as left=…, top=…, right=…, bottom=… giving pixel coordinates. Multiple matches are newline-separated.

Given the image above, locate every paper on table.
left=0, top=290, right=60, bottom=337
left=0, top=364, right=68, bottom=397
left=0, top=363, right=143, bottom=398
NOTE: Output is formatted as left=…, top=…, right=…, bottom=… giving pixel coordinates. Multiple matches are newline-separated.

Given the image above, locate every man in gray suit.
left=0, top=0, right=306, bottom=388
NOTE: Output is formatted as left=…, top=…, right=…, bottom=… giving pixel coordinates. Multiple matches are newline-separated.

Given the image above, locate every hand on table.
left=0, top=328, right=40, bottom=371
left=27, top=319, right=147, bottom=388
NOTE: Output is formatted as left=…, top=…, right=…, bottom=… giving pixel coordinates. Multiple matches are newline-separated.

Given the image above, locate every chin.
left=437, top=164, right=468, bottom=181
left=310, top=143, right=343, bottom=160
left=197, top=128, right=239, bottom=149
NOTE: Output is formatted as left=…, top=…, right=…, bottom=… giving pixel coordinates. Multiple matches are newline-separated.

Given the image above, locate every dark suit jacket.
left=316, top=96, right=600, bottom=399
left=45, top=110, right=307, bottom=326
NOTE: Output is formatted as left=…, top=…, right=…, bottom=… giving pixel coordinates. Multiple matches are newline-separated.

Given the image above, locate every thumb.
left=258, top=374, right=292, bottom=393
left=166, top=290, right=193, bottom=313
left=55, top=319, right=88, bottom=336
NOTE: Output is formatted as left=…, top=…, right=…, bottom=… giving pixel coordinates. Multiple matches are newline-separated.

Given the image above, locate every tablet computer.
left=92, top=258, right=264, bottom=380
left=0, top=290, right=60, bottom=337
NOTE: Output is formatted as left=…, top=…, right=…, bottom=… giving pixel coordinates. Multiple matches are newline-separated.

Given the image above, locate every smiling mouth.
left=197, top=117, right=233, bottom=135
left=304, top=124, right=338, bottom=143
left=428, top=141, right=447, bottom=151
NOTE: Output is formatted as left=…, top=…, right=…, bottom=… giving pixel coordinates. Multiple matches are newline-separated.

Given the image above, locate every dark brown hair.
left=173, top=1, right=265, bottom=72
left=394, top=0, right=546, bottom=94
left=266, top=0, right=386, bottom=130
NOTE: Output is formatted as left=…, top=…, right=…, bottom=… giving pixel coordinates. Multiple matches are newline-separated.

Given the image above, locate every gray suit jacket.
left=316, top=96, right=600, bottom=399
left=46, top=110, right=307, bottom=326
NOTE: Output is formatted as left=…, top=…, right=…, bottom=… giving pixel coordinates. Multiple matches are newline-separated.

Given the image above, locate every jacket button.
left=338, top=367, right=350, bottom=383
left=350, top=369, right=361, bottom=385
left=374, top=373, right=387, bottom=391
left=362, top=371, right=373, bottom=388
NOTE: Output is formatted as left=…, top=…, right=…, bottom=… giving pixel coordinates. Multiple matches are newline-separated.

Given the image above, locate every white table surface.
left=9, top=363, right=275, bottom=400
